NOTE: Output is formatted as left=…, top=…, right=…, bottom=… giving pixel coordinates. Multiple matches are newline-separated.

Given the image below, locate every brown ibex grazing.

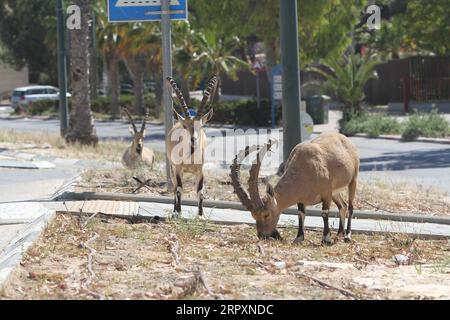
left=165, top=76, right=218, bottom=218
left=230, top=132, right=360, bottom=245
left=122, top=108, right=155, bottom=169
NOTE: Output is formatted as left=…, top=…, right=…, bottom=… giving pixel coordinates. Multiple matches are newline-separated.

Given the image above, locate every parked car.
left=10, top=85, right=72, bottom=108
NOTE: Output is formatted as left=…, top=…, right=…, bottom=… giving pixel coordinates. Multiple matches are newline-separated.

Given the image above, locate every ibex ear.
left=266, top=183, right=275, bottom=197
left=201, top=108, right=214, bottom=124
left=173, top=107, right=185, bottom=122
left=129, top=126, right=136, bottom=136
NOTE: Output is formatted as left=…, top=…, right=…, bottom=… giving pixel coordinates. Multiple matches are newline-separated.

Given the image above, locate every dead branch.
left=173, top=273, right=201, bottom=299
left=167, top=234, right=180, bottom=266
left=363, top=200, right=396, bottom=214
left=256, top=243, right=266, bottom=256
left=295, top=272, right=359, bottom=300
left=80, top=233, right=105, bottom=300
left=81, top=233, right=98, bottom=278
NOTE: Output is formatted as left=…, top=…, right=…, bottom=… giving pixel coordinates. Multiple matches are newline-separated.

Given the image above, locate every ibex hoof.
left=321, top=233, right=333, bottom=246
left=293, top=235, right=305, bottom=244
left=197, top=214, right=206, bottom=221
left=344, top=233, right=352, bottom=243
left=170, top=211, right=182, bottom=220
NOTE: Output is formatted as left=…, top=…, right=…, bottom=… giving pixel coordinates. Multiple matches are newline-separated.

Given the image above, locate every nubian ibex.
left=230, top=132, right=360, bottom=245
left=122, top=107, right=155, bottom=169
left=165, top=76, right=218, bottom=218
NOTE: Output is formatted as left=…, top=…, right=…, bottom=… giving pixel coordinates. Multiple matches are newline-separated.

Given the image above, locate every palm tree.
left=97, top=4, right=124, bottom=117
left=172, top=21, right=203, bottom=103
left=193, top=31, right=250, bottom=99
left=119, top=24, right=160, bottom=115
left=65, top=0, right=98, bottom=145
left=312, top=53, right=379, bottom=123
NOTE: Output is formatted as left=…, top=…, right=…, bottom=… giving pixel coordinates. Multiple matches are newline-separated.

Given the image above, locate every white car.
left=11, top=85, right=71, bottom=108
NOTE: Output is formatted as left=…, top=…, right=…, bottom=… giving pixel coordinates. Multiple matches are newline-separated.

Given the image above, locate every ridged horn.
left=230, top=145, right=259, bottom=212
left=247, top=139, right=278, bottom=211
left=166, top=77, right=190, bottom=118
left=197, top=75, right=218, bottom=117
left=122, top=107, right=138, bottom=133
left=141, top=108, right=149, bottom=133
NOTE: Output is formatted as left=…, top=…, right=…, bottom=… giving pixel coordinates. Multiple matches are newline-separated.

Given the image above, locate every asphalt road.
left=1, top=107, right=450, bottom=194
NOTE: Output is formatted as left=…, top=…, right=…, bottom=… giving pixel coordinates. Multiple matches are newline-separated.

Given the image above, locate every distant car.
left=11, top=85, right=72, bottom=108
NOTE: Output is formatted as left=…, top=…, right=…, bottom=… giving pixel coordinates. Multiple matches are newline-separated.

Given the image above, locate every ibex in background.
left=165, top=76, right=218, bottom=218
left=122, top=108, right=155, bottom=169
left=230, top=132, right=360, bottom=245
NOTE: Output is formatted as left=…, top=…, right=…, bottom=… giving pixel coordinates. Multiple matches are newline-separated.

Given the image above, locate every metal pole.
left=280, top=0, right=303, bottom=162
left=56, top=0, right=68, bottom=136
left=161, top=0, right=173, bottom=189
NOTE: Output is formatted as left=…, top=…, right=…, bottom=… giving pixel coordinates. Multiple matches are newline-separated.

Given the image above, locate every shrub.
left=13, top=99, right=60, bottom=116
left=340, top=113, right=401, bottom=137
left=402, top=110, right=450, bottom=140
left=210, top=99, right=282, bottom=127
left=364, top=114, right=402, bottom=137
left=91, top=93, right=160, bottom=118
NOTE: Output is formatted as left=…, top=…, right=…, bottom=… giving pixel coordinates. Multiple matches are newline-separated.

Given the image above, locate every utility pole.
left=280, top=0, right=303, bottom=162
left=161, top=0, right=174, bottom=189
left=56, top=0, right=69, bottom=136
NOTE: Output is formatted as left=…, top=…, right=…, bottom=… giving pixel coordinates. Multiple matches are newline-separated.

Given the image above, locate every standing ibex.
left=230, top=132, right=360, bottom=245
left=122, top=108, right=155, bottom=169
left=165, top=76, right=218, bottom=218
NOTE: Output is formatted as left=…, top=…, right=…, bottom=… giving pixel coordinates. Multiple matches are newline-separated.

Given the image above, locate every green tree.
left=65, top=0, right=98, bottom=145
left=97, top=4, right=125, bottom=116
left=312, top=53, right=380, bottom=123
left=193, top=30, right=250, bottom=92
left=119, top=24, right=160, bottom=114
left=0, top=0, right=57, bottom=83
left=190, top=0, right=364, bottom=75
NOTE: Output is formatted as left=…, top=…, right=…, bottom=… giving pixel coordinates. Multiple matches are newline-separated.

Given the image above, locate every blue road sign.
left=271, top=64, right=283, bottom=128
left=108, top=0, right=188, bottom=22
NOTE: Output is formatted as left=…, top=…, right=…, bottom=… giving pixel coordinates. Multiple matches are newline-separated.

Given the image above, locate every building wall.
left=0, top=62, right=29, bottom=96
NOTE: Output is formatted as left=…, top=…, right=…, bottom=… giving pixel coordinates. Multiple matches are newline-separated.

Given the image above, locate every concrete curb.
left=57, top=192, right=450, bottom=226
left=354, top=133, right=450, bottom=145
left=0, top=207, right=55, bottom=288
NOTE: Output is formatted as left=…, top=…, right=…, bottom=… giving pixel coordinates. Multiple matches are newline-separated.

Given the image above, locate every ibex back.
left=230, top=132, right=360, bottom=245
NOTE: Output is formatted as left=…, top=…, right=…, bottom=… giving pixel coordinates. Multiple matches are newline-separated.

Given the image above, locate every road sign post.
left=56, top=0, right=68, bottom=137
left=161, top=0, right=174, bottom=190
left=271, top=64, right=283, bottom=128
left=280, top=0, right=303, bottom=162
left=108, top=0, right=187, bottom=189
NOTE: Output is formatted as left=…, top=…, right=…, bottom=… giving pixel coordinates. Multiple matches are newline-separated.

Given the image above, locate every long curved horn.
left=247, top=140, right=278, bottom=211
left=197, top=75, right=218, bottom=117
left=122, top=107, right=138, bottom=133
left=230, top=145, right=259, bottom=212
left=230, top=139, right=278, bottom=212
left=166, top=77, right=190, bottom=118
left=141, top=108, right=149, bottom=133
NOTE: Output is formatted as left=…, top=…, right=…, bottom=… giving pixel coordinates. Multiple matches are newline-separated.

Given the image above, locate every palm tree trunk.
left=126, top=57, right=145, bottom=115
left=108, top=56, right=120, bottom=117
left=66, top=0, right=98, bottom=146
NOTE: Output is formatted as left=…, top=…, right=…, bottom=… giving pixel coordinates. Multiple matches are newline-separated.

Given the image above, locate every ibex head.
left=230, top=140, right=282, bottom=240
left=122, top=107, right=148, bottom=155
left=166, top=76, right=218, bottom=151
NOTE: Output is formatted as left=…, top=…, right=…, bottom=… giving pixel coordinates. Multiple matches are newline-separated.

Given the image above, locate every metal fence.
left=365, top=56, right=450, bottom=105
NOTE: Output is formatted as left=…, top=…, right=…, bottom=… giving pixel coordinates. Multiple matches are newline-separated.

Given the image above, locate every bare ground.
left=1, top=214, right=450, bottom=300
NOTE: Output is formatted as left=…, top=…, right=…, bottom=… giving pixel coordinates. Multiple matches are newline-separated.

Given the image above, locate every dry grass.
left=0, top=129, right=164, bottom=162
left=2, top=214, right=450, bottom=300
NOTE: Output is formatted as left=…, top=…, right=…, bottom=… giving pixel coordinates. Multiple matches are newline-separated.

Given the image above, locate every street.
left=1, top=109, right=450, bottom=194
